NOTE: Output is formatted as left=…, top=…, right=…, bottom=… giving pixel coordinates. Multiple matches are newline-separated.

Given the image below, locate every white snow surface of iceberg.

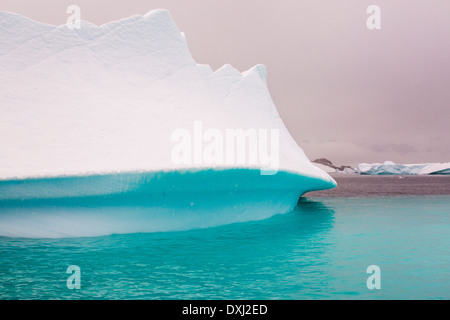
left=0, top=9, right=335, bottom=187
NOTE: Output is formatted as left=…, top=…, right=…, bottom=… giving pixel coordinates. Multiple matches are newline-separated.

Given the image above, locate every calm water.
left=1, top=189, right=449, bottom=299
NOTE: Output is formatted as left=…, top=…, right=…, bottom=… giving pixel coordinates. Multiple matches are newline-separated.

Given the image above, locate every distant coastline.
left=306, top=174, right=450, bottom=197
left=312, top=158, right=450, bottom=176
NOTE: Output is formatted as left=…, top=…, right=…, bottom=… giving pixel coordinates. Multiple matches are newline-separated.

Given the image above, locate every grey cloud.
left=1, top=0, right=449, bottom=164
left=369, top=143, right=417, bottom=154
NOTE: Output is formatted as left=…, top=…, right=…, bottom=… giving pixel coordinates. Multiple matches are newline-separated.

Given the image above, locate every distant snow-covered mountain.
left=356, top=161, right=450, bottom=175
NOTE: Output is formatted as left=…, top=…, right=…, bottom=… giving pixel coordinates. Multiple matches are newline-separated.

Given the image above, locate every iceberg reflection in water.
left=0, top=169, right=334, bottom=238
left=0, top=198, right=336, bottom=300
left=1, top=196, right=449, bottom=299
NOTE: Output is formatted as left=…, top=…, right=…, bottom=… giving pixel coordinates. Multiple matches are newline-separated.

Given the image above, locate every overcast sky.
left=1, top=0, right=449, bottom=166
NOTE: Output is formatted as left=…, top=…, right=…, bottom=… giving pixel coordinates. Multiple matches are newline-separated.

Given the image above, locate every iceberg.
left=0, top=10, right=335, bottom=238
left=356, top=161, right=450, bottom=175
left=418, top=163, right=450, bottom=175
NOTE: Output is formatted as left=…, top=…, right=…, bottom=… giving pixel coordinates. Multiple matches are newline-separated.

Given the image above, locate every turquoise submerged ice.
left=0, top=169, right=334, bottom=238
left=0, top=10, right=335, bottom=238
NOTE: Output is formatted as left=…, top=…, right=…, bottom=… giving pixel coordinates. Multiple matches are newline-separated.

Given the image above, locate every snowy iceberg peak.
left=0, top=9, right=268, bottom=81
left=244, top=64, right=267, bottom=83
left=88, top=9, right=193, bottom=63
left=0, top=9, right=272, bottom=86
left=0, top=9, right=196, bottom=74
left=0, top=11, right=53, bottom=55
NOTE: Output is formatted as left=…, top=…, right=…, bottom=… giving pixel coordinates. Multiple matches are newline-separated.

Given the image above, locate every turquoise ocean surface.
left=0, top=190, right=449, bottom=299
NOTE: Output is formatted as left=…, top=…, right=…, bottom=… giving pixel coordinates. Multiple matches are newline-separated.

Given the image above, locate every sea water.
left=0, top=190, right=448, bottom=299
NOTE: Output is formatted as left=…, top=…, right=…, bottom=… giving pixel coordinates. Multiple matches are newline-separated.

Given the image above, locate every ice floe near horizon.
left=356, top=161, right=450, bottom=175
